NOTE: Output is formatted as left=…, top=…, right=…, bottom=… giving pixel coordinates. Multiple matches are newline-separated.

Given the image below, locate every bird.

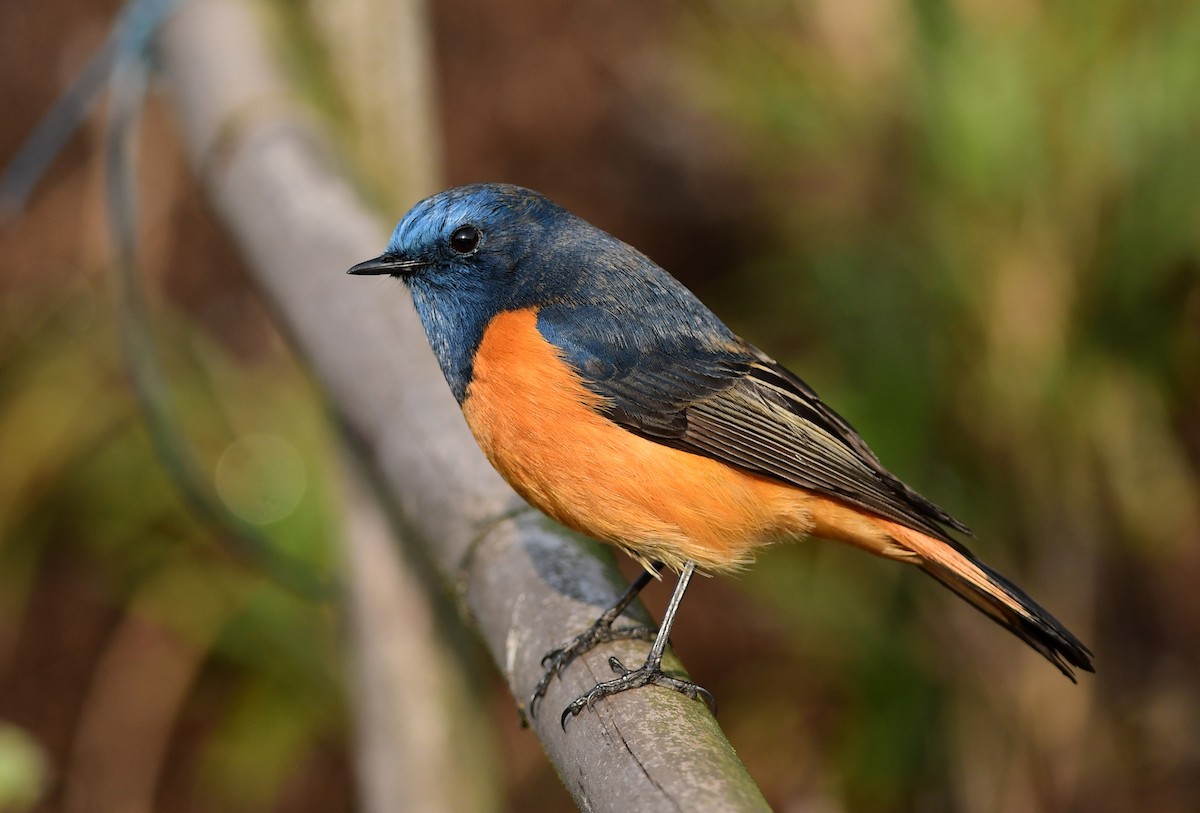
left=348, top=182, right=1094, bottom=725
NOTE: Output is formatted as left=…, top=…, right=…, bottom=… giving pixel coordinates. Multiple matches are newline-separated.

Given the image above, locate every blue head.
left=349, top=184, right=573, bottom=400
left=348, top=183, right=736, bottom=402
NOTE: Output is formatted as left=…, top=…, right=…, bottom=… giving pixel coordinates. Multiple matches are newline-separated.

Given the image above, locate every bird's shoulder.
left=534, top=292, right=744, bottom=425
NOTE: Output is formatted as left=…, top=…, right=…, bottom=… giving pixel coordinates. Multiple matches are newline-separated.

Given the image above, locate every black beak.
left=346, top=254, right=427, bottom=276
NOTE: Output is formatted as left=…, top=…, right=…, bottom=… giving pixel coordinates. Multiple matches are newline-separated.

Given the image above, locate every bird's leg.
left=560, top=560, right=715, bottom=728
left=528, top=562, right=663, bottom=719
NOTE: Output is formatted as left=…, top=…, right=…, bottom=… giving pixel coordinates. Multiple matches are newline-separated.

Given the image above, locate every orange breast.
left=460, top=308, right=821, bottom=573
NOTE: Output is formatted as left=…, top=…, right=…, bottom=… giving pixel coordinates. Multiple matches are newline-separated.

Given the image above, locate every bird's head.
left=349, top=183, right=586, bottom=400
left=348, top=183, right=567, bottom=306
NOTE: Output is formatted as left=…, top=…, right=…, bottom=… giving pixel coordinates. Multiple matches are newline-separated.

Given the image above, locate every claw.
left=529, top=562, right=681, bottom=724
left=528, top=624, right=657, bottom=719
left=559, top=655, right=717, bottom=729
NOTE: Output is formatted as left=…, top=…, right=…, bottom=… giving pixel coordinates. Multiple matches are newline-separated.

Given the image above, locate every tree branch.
left=158, top=1, right=771, bottom=808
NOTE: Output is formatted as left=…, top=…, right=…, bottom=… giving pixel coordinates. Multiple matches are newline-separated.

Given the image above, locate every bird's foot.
left=559, top=655, right=716, bottom=729
left=527, top=623, right=658, bottom=719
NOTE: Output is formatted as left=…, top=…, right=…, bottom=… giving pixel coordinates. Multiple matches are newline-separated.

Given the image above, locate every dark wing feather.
left=737, top=347, right=972, bottom=537
left=541, top=305, right=968, bottom=542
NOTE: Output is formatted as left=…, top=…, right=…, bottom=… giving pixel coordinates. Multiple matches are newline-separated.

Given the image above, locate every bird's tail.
left=882, top=520, right=1095, bottom=680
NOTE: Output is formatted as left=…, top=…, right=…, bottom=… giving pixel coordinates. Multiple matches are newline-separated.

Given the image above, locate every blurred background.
left=2, top=0, right=1199, bottom=811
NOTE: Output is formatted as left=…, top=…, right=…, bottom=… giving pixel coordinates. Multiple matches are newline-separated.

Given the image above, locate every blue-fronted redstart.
left=349, top=183, right=1093, bottom=725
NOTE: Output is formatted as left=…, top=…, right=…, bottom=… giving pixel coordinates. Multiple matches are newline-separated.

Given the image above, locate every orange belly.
left=460, top=308, right=821, bottom=573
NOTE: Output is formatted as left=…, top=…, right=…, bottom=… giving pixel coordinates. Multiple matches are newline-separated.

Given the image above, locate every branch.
left=158, top=1, right=771, bottom=809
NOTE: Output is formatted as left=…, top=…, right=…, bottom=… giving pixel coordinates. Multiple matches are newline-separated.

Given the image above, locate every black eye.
left=449, top=225, right=480, bottom=254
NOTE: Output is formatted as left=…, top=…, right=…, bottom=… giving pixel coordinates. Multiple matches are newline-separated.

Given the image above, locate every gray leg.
left=559, top=561, right=716, bottom=728
left=528, top=562, right=664, bottom=719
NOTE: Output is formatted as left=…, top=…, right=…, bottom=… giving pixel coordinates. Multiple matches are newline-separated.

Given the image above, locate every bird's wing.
left=538, top=306, right=969, bottom=543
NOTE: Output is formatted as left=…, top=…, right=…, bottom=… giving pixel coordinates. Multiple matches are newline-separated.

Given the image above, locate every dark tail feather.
left=920, top=555, right=1094, bottom=681
left=885, top=521, right=1094, bottom=680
